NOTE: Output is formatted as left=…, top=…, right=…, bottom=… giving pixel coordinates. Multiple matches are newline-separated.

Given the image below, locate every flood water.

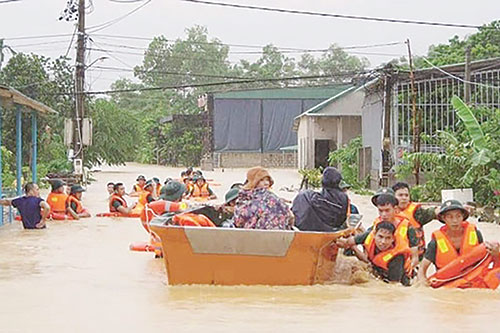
left=0, top=164, right=498, bottom=332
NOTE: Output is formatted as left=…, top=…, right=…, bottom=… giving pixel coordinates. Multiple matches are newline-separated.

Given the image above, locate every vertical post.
left=31, top=111, right=37, bottom=183
left=406, top=38, right=420, bottom=185
left=74, top=0, right=86, bottom=161
left=0, top=103, right=3, bottom=226
left=16, top=106, right=22, bottom=196
left=259, top=99, right=264, bottom=153
left=464, top=46, right=472, bottom=104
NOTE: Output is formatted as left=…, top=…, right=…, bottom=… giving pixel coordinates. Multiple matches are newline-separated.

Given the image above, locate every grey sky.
left=1, top=0, right=499, bottom=91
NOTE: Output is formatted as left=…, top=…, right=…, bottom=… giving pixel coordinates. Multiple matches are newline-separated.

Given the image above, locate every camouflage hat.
left=70, top=184, right=85, bottom=194
left=437, top=199, right=469, bottom=223
left=371, top=187, right=397, bottom=206
left=339, top=181, right=352, bottom=190
left=51, top=179, right=65, bottom=191
left=136, top=175, right=146, bottom=181
left=144, top=180, right=154, bottom=188
left=160, top=181, right=186, bottom=202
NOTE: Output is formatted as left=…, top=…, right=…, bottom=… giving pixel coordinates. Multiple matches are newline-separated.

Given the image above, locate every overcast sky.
left=1, top=0, right=499, bottom=91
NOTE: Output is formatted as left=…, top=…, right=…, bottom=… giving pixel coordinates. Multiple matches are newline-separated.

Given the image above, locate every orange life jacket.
left=364, top=218, right=412, bottom=274
left=132, top=183, right=144, bottom=193
left=66, top=194, right=84, bottom=214
left=140, top=200, right=188, bottom=223
left=434, top=221, right=479, bottom=269
left=109, top=194, right=128, bottom=212
left=47, top=192, right=68, bottom=213
left=191, top=183, right=210, bottom=197
left=172, top=213, right=216, bottom=227
left=400, top=202, right=426, bottom=257
left=138, top=191, right=153, bottom=206
left=429, top=224, right=500, bottom=289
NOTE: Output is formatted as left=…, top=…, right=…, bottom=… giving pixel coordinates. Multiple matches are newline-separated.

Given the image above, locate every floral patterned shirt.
left=234, top=188, right=291, bottom=230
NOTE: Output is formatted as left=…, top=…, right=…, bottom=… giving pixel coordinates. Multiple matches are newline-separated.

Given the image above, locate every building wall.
left=215, top=152, right=298, bottom=168
left=361, top=92, right=384, bottom=181
left=297, top=116, right=361, bottom=169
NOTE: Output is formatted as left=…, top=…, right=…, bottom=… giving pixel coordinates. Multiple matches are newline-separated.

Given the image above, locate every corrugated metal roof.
left=213, top=85, right=353, bottom=100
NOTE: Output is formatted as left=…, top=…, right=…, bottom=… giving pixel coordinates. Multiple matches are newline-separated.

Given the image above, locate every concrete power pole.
left=74, top=0, right=86, bottom=162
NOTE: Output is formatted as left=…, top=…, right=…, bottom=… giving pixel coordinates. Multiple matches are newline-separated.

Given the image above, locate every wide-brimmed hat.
left=136, top=175, right=146, bottom=181
left=70, top=184, right=85, bottom=194
left=51, top=179, right=65, bottom=191
left=144, top=180, right=154, bottom=189
left=160, top=181, right=186, bottom=201
left=437, top=199, right=469, bottom=223
left=243, top=166, right=274, bottom=190
left=224, top=188, right=239, bottom=204
left=153, top=177, right=160, bottom=183
left=371, top=187, right=397, bottom=206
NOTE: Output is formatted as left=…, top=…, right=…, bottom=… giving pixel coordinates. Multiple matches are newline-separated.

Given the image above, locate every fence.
left=391, top=60, right=500, bottom=167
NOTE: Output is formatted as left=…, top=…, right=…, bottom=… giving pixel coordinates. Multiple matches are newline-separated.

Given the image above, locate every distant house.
left=293, top=85, right=363, bottom=169
left=207, top=85, right=352, bottom=168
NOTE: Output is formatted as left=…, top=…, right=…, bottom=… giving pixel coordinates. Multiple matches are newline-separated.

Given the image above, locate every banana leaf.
left=451, top=96, right=487, bottom=150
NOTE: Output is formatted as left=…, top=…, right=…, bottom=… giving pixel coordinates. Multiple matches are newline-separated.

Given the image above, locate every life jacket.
left=66, top=194, right=84, bottom=214
left=155, top=184, right=162, bottom=197
left=109, top=194, right=128, bottom=212
left=138, top=191, right=153, bottom=206
left=140, top=200, right=188, bottom=224
left=400, top=202, right=426, bottom=257
left=364, top=218, right=412, bottom=274
left=172, top=213, right=216, bottom=227
left=47, top=192, right=68, bottom=213
left=429, top=224, right=500, bottom=289
left=191, top=183, right=210, bottom=197
left=132, top=183, right=144, bottom=193
left=434, top=221, right=479, bottom=269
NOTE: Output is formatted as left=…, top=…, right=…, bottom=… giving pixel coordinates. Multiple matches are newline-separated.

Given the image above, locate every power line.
left=52, top=72, right=372, bottom=96
left=0, top=0, right=22, bottom=3
left=86, top=0, right=152, bottom=33
left=179, top=0, right=486, bottom=29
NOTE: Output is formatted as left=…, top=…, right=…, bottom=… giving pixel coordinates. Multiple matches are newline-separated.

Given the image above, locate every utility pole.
left=406, top=38, right=420, bottom=185
left=74, top=0, right=86, bottom=162
left=464, top=45, right=472, bottom=104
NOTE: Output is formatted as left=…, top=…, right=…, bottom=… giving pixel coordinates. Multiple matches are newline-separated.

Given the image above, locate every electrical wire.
left=421, top=57, right=500, bottom=89
left=178, top=0, right=487, bottom=29
left=51, top=71, right=373, bottom=96
left=86, top=0, right=152, bottom=33
left=0, top=0, right=22, bottom=3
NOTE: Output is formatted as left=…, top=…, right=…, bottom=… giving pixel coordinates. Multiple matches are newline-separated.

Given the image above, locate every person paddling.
left=417, top=200, right=500, bottom=289
left=0, top=182, right=50, bottom=229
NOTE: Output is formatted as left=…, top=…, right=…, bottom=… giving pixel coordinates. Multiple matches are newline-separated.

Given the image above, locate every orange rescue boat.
left=150, top=224, right=354, bottom=286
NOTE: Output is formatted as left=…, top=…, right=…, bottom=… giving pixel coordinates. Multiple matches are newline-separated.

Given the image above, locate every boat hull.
left=150, top=225, right=354, bottom=286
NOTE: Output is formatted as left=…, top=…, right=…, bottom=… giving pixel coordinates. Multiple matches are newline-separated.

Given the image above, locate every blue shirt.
left=11, top=196, right=44, bottom=229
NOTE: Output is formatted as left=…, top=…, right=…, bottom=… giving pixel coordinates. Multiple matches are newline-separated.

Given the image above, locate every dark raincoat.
left=292, top=167, right=349, bottom=232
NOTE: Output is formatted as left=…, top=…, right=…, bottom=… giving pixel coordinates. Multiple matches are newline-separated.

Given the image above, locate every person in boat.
left=392, top=182, right=438, bottom=260
left=130, top=175, right=146, bottom=197
left=0, top=182, right=50, bottom=229
left=234, top=167, right=293, bottom=230
left=46, top=179, right=68, bottom=214
left=184, top=167, right=194, bottom=179
left=185, top=187, right=240, bottom=228
left=339, top=181, right=359, bottom=214
left=337, top=188, right=420, bottom=270
left=138, top=180, right=156, bottom=206
left=291, top=167, right=349, bottom=232
left=110, top=182, right=136, bottom=215
left=348, top=221, right=413, bottom=285
left=66, top=185, right=91, bottom=219
left=417, top=200, right=500, bottom=289
left=189, top=175, right=217, bottom=200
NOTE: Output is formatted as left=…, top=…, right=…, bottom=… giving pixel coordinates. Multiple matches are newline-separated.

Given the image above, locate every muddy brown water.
left=0, top=164, right=498, bottom=332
